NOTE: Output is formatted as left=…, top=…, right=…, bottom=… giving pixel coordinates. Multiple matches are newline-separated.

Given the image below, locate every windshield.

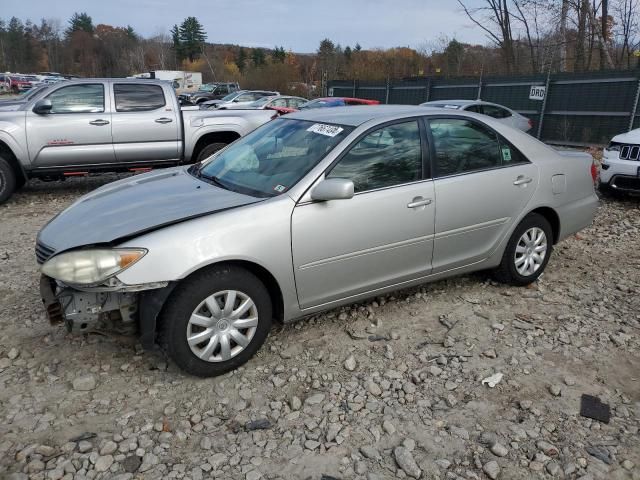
left=221, top=91, right=241, bottom=102
left=299, top=98, right=345, bottom=110
left=22, top=85, right=50, bottom=99
left=194, top=118, right=353, bottom=197
left=198, top=84, right=214, bottom=92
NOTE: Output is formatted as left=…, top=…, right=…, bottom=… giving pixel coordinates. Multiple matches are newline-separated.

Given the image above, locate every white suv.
left=600, top=128, right=640, bottom=196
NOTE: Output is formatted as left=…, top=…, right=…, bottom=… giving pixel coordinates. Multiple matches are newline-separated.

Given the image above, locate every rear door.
left=110, top=82, right=180, bottom=162
left=26, top=82, right=115, bottom=168
left=427, top=117, right=538, bottom=272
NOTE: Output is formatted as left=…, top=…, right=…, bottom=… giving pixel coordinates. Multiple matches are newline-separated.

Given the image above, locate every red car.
left=267, top=96, right=380, bottom=115
left=0, top=75, right=32, bottom=93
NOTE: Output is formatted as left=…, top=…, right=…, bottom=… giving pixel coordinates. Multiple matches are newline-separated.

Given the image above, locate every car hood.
left=611, top=128, right=640, bottom=144
left=37, top=167, right=262, bottom=253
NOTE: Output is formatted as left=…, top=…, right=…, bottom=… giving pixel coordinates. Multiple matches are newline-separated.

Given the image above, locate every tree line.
left=0, top=3, right=638, bottom=95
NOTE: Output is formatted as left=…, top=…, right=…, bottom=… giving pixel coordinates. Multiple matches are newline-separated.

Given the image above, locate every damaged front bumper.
left=40, top=275, right=172, bottom=344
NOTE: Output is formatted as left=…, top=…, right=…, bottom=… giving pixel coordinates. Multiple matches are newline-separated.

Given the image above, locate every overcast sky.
left=7, top=0, right=488, bottom=52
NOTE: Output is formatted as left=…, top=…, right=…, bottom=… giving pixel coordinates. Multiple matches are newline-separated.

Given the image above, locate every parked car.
left=600, top=127, right=640, bottom=196
left=36, top=105, right=598, bottom=377
left=298, top=97, right=380, bottom=109
left=200, top=90, right=280, bottom=110
left=0, top=75, right=32, bottom=93
left=178, top=82, right=241, bottom=105
left=421, top=100, right=533, bottom=132
left=223, top=95, right=308, bottom=111
left=0, top=79, right=276, bottom=203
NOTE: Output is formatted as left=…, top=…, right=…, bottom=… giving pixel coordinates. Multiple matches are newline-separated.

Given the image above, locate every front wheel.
left=493, top=213, right=553, bottom=286
left=158, top=265, right=272, bottom=377
left=0, top=156, right=17, bottom=204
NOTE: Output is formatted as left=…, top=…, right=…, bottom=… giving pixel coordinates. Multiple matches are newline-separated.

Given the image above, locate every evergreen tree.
left=170, top=24, right=182, bottom=60
left=65, top=12, right=94, bottom=39
left=354, top=43, right=362, bottom=52
left=251, top=47, right=266, bottom=67
left=273, top=46, right=286, bottom=63
left=235, top=47, right=247, bottom=73
left=178, top=16, right=206, bottom=62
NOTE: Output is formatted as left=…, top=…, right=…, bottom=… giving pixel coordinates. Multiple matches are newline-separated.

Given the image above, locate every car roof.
left=287, top=105, right=446, bottom=126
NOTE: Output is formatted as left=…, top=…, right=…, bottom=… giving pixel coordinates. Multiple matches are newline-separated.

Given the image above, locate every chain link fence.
left=328, top=70, right=640, bottom=146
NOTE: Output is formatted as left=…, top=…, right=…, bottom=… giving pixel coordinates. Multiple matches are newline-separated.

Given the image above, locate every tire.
left=196, top=142, right=228, bottom=163
left=158, top=265, right=272, bottom=377
left=0, top=156, right=17, bottom=204
left=598, top=182, right=622, bottom=199
left=493, top=213, right=553, bottom=286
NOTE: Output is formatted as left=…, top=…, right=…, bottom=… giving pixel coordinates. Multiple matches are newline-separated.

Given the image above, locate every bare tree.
left=559, top=0, right=569, bottom=70
left=458, top=0, right=517, bottom=73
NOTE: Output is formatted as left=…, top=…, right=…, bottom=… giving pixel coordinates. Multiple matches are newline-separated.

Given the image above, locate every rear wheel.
left=158, top=265, right=272, bottom=377
left=196, top=142, right=228, bottom=163
left=0, top=156, right=17, bottom=204
left=493, top=213, right=553, bottom=286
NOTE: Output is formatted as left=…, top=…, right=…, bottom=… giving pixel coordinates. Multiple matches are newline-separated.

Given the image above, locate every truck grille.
left=611, top=175, right=640, bottom=192
left=35, top=240, right=56, bottom=264
left=619, top=144, right=640, bottom=161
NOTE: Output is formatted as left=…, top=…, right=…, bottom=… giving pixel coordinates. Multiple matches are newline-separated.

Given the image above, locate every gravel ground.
left=0, top=176, right=639, bottom=480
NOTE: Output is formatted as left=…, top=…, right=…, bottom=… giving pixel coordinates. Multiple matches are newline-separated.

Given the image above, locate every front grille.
left=611, top=175, right=640, bottom=192
left=619, top=144, right=640, bottom=161
left=35, top=240, right=55, bottom=264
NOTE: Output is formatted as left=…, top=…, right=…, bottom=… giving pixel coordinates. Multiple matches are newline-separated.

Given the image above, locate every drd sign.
left=529, top=85, right=546, bottom=101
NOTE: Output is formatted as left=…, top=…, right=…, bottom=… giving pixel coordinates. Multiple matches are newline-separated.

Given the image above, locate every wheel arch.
left=0, top=139, right=28, bottom=188
left=528, top=206, right=560, bottom=244
left=191, top=131, right=241, bottom=162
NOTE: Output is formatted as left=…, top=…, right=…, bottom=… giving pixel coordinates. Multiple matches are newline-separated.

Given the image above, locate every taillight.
left=528, top=119, right=533, bottom=129
left=590, top=161, right=598, bottom=183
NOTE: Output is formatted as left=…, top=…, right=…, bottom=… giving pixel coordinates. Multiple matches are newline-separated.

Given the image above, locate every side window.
left=45, top=84, right=104, bottom=114
left=429, top=118, right=502, bottom=177
left=465, top=104, right=483, bottom=114
left=114, top=84, right=165, bottom=112
left=483, top=105, right=512, bottom=118
left=291, top=98, right=306, bottom=108
left=327, top=121, right=423, bottom=193
left=236, top=93, right=255, bottom=102
left=273, top=98, right=288, bottom=107
left=217, top=85, right=229, bottom=95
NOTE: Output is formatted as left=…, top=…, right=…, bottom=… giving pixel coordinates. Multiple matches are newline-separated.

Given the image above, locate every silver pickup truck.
left=0, top=79, right=275, bottom=203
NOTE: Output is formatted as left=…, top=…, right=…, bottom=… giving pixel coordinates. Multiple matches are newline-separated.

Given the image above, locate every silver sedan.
left=421, top=99, right=533, bottom=132
left=37, top=105, right=598, bottom=376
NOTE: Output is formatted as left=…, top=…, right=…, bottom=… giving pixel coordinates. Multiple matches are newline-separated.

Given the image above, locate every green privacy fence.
left=328, top=70, right=640, bottom=146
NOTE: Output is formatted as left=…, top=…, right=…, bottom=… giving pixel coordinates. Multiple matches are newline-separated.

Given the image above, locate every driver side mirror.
left=311, top=178, right=354, bottom=201
left=33, top=99, right=52, bottom=115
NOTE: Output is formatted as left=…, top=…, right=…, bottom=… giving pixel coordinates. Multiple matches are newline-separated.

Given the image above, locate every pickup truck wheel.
left=0, top=156, right=17, bottom=204
left=158, top=265, right=272, bottom=377
left=493, top=213, right=553, bottom=286
left=196, top=142, right=227, bottom=162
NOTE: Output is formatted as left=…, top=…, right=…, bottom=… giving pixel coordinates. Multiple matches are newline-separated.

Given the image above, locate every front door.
left=110, top=83, right=180, bottom=162
left=26, top=82, right=115, bottom=168
left=427, top=117, right=539, bottom=272
left=292, top=120, right=435, bottom=309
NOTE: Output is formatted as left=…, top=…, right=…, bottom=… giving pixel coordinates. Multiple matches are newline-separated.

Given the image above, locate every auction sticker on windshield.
left=307, top=123, right=344, bottom=137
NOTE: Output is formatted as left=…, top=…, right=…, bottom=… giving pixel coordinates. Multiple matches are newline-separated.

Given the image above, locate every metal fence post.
left=537, top=74, right=552, bottom=140
left=477, top=78, right=482, bottom=100
left=425, top=77, right=431, bottom=102
left=629, top=76, right=640, bottom=132
left=352, top=79, right=356, bottom=98
left=385, top=77, right=390, bottom=104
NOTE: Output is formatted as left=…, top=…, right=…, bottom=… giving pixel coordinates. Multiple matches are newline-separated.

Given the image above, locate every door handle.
left=155, top=117, right=173, bottom=124
left=89, top=119, right=109, bottom=126
left=407, top=197, right=433, bottom=208
left=513, top=176, right=533, bottom=186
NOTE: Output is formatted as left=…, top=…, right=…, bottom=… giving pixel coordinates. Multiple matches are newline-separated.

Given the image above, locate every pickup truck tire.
left=158, top=265, right=272, bottom=377
left=196, top=142, right=228, bottom=162
left=0, top=156, right=16, bottom=204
